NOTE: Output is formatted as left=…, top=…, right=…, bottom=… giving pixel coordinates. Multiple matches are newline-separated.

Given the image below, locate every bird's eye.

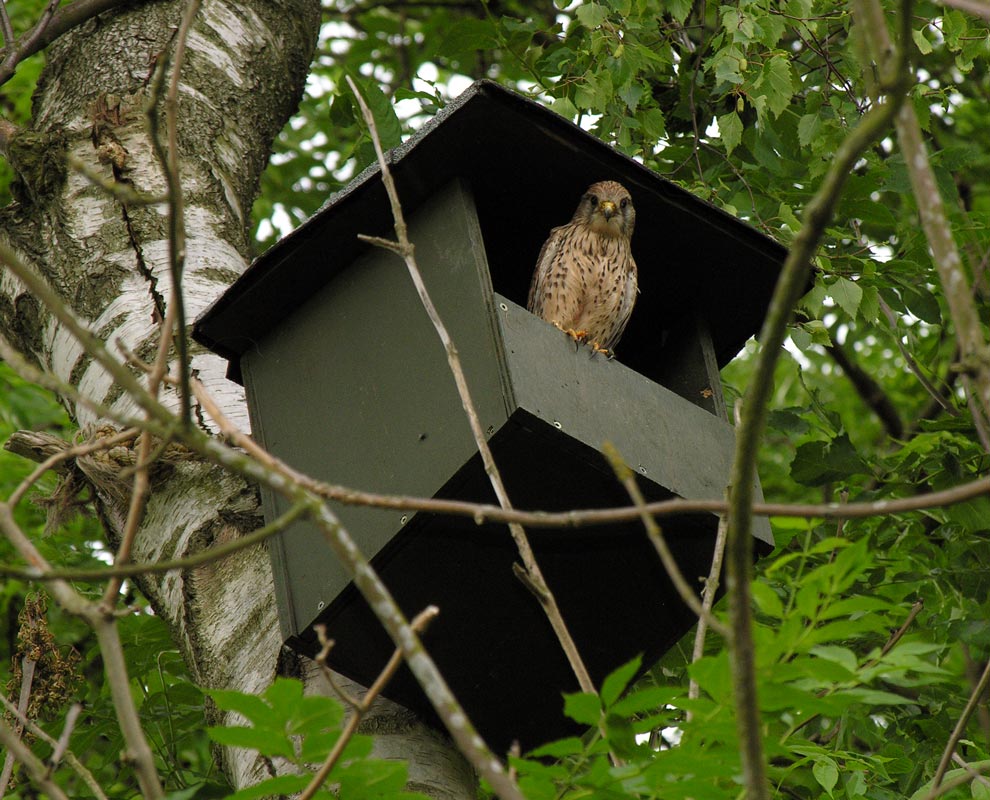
left=586, top=194, right=598, bottom=207
left=620, top=197, right=629, bottom=209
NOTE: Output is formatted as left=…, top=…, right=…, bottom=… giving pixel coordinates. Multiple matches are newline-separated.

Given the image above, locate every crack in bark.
left=91, top=94, right=169, bottom=324
left=121, top=202, right=168, bottom=324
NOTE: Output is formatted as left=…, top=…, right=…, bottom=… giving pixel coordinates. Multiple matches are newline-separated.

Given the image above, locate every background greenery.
left=3, top=0, right=990, bottom=797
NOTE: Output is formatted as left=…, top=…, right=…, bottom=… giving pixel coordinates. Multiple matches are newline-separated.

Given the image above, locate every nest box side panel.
left=493, top=294, right=773, bottom=546
left=495, top=297, right=727, bottom=498
left=241, top=180, right=510, bottom=641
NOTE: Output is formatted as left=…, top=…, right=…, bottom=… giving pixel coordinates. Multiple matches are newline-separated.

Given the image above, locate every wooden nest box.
left=193, top=80, right=784, bottom=753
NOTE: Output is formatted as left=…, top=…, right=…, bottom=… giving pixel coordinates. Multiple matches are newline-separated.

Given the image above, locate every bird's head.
left=573, top=181, right=635, bottom=239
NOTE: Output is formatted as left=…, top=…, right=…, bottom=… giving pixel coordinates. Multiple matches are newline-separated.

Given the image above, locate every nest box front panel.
left=241, top=180, right=508, bottom=640
left=492, top=295, right=753, bottom=508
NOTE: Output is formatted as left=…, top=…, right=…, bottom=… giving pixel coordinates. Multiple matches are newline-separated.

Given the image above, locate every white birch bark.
left=0, top=2, right=476, bottom=796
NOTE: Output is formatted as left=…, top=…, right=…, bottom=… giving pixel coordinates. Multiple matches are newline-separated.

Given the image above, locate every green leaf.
left=550, top=96, right=579, bottom=119
left=791, top=435, right=868, bottom=486
left=600, top=654, right=641, bottom=707
left=718, top=110, right=743, bottom=155
left=751, top=581, right=785, bottom=618
left=207, top=725, right=294, bottom=759
left=292, top=694, right=345, bottom=735
left=348, top=74, right=403, bottom=152
left=575, top=3, right=607, bottom=28
left=666, top=0, right=693, bottom=23
left=207, top=689, right=280, bottom=729
left=610, top=685, right=677, bottom=716
left=527, top=737, right=586, bottom=758
left=810, top=645, right=859, bottom=674
left=912, top=28, right=933, bottom=55
left=563, top=691, right=601, bottom=725
left=835, top=687, right=914, bottom=706
left=226, top=774, right=312, bottom=800
left=945, top=496, right=990, bottom=533
left=617, top=80, right=644, bottom=112
left=264, top=676, right=303, bottom=713
left=755, top=55, right=795, bottom=118
left=829, top=277, right=863, bottom=319
left=813, top=757, right=839, bottom=797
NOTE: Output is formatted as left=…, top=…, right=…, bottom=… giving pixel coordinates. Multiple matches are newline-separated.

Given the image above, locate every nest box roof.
left=194, top=80, right=786, bottom=377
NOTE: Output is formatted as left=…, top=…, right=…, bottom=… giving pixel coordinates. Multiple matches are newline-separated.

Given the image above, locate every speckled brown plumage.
left=526, top=180, right=638, bottom=354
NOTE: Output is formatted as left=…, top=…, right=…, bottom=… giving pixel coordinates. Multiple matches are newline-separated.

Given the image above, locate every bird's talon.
left=589, top=340, right=613, bottom=358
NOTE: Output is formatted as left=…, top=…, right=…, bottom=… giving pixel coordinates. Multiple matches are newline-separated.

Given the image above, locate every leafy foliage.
left=0, top=364, right=228, bottom=798
left=206, top=678, right=428, bottom=800
left=5, top=0, right=990, bottom=797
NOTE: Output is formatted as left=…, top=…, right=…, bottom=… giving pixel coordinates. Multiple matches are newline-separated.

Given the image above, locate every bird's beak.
left=599, top=200, right=617, bottom=219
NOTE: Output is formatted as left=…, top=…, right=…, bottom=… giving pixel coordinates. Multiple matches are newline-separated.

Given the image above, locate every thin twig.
left=882, top=43, right=990, bottom=417
left=6, top=425, right=990, bottom=561
left=875, top=599, right=924, bottom=660
left=66, top=154, right=167, bottom=205
left=146, top=0, right=201, bottom=428
left=0, top=501, right=308, bottom=582
left=604, top=443, right=729, bottom=638
left=932, top=656, right=990, bottom=791
left=346, top=75, right=596, bottom=697
left=101, top=279, right=184, bottom=607
left=724, top=3, right=913, bottom=796
left=186, top=371, right=525, bottom=799
left=0, top=657, right=35, bottom=796
left=951, top=753, right=990, bottom=788
left=689, top=510, right=729, bottom=709
left=0, top=0, right=15, bottom=49
left=300, top=608, right=438, bottom=800
left=878, top=297, right=957, bottom=416
left=92, top=617, right=164, bottom=798
left=0, top=694, right=108, bottom=800
left=0, top=0, right=128, bottom=87
left=47, top=703, right=83, bottom=776
left=922, top=761, right=990, bottom=800
left=7, top=428, right=140, bottom=509
left=936, top=0, right=990, bottom=21
left=0, top=716, right=71, bottom=800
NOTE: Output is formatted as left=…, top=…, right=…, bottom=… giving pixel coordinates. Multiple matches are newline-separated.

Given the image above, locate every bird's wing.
left=526, top=224, right=568, bottom=316
left=603, top=256, right=639, bottom=351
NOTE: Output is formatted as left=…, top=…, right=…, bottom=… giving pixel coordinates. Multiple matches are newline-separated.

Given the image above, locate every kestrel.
left=526, top=180, right=638, bottom=356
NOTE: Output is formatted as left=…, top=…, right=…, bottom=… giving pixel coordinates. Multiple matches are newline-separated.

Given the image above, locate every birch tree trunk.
left=0, top=2, right=475, bottom=796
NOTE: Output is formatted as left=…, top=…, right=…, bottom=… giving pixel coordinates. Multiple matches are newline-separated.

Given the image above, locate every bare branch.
left=936, top=0, right=990, bottom=20
left=0, top=657, right=35, bottom=796
left=0, top=500, right=307, bottom=582
left=724, top=2, right=913, bottom=796
left=932, top=656, right=990, bottom=791
left=0, top=694, right=107, bottom=800
left=345, top=76, right=597, bottom=699
left=145, top=0, right=200, bottom=427
left=872, top=31, right=990, bottom=416
left=689, top=510, right=728, bottom=709
left=0, top=715, right=71, bottom=800
left=604, top=443, right=729, bottom=638
left=301, top=608, right=439, bottom=800
left=0, top=0, right=15, bottom=49
left=0, top=0, right=129, bottom=87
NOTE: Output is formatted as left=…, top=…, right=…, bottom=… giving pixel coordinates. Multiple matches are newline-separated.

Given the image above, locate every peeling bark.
left=0, top=1, right=476, bottom=796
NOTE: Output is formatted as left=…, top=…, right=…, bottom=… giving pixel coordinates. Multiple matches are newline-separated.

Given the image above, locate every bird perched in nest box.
left=526, top=180, right=638, bottom=356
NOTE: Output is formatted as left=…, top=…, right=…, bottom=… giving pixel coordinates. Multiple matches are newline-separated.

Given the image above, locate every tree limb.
left=723, top=3, right=913, bottom=797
